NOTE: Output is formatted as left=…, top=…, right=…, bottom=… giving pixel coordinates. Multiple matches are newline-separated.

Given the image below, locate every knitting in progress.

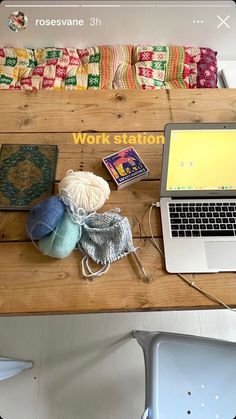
left=26, top=170, right=149, bottom=279
left=78, top=209, right=136, bottom=277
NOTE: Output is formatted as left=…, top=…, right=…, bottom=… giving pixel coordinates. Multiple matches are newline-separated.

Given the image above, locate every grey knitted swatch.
left=79, top=211, right=135, bottom=265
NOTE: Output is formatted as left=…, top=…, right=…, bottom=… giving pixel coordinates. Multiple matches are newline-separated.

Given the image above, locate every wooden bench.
left=0, top=89, right=236, bottom=315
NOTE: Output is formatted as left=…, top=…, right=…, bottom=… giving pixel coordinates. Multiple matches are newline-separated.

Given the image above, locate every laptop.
left=160, top=123, right=236, bottom=273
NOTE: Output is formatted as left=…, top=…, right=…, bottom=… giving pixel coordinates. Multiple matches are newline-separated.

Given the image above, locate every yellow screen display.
left=166, top=130, right=236, bottom=191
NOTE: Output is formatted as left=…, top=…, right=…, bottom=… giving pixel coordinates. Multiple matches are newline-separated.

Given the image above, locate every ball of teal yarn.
left=38, top=211, right=81, bottom=258
left=26, top=196, right=65, bottom=240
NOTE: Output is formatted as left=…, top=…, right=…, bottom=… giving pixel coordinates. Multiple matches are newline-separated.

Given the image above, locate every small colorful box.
left=102, top=146, right=149, bottom=189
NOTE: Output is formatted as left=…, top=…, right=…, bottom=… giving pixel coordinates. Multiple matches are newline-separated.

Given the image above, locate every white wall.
left=0, top=310, right=236, bottom=419
left=1, top=1, right=236, bottom=60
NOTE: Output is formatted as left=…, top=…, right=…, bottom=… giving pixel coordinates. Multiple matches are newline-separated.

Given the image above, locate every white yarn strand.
left=60, top=190, right=96, bottom=225
left=148, top=203, right=236, bottom=313
left=82, top=256, right=110, bottom=278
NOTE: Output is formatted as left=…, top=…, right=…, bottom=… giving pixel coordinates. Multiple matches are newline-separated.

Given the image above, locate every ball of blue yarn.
left=38, top=211, right=81, bottom=258
left=26, top=196, right=65, bottom=240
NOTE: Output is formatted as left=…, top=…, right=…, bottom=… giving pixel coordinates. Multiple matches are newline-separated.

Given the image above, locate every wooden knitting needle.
left=133, top=250, right=152, bottom=283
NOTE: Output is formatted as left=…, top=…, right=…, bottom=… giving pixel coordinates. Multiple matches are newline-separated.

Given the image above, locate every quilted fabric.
left=0, top=47, right=35, bottom=89
left=135, top=46, right=167, bottom=89
left=0, top=45, right=218, bottom=90
left=197, top=47, right=218, bottom=88
left=22, top=47, right=87, bottom=90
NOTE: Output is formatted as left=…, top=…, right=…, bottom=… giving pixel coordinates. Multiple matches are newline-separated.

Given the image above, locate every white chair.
left=0, top=357, right=33, bottom=381
left=133, top=330, right=236, bottom=419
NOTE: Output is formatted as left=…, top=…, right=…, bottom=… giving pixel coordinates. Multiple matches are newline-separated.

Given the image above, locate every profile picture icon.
left=8, top=11, right=28, bottom=32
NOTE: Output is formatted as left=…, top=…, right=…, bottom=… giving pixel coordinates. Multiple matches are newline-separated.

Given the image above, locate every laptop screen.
left=166, top=129, right=236, bottom=192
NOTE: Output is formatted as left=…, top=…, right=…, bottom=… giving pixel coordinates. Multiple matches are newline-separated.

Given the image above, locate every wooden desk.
left=1, top=89, right=236, bottom=315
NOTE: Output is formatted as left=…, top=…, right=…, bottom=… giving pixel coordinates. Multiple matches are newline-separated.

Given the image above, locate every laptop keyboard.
left=169, top=202, right=236, bottom=238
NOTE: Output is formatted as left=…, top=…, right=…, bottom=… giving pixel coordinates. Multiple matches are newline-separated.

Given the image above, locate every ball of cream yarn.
left=58, top=171, right=110, bottom=212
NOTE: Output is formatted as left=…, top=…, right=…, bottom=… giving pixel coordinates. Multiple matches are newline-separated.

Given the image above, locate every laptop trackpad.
left=205, top=241, right=236, bottom=270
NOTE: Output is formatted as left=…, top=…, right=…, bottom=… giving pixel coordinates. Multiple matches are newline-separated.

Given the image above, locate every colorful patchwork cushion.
left=197, top=47, right=218, bottom=88
left=0, top=45, right=218, bottom=90
left=30, top=46, right=139, bottom=90
left=134, top=46, right=167, bottom=89
left=182, top=47, right=201, bottom=88
left=21, top=47, right=100, bottom=90
left=0, top=47, right=35, bottom=89
left=26, top=48, right=87, bottom=90
left=134, top=45, right=217, bottom=89
left=98, top=45, right=139, bottom=89
left=165, top=46, right=200, bottom=88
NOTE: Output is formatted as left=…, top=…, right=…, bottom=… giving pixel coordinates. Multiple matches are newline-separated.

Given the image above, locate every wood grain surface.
left=0, top=133, right=164, bottom=180
left=1, top=89, right=236, bottom=315
left=1, top=240, right=235, bottom=315
left=0, top=89, right=236, bottom=133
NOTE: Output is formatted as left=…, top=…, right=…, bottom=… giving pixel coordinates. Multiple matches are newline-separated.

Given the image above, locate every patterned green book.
left=0, top=144, right=58, bottom=210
